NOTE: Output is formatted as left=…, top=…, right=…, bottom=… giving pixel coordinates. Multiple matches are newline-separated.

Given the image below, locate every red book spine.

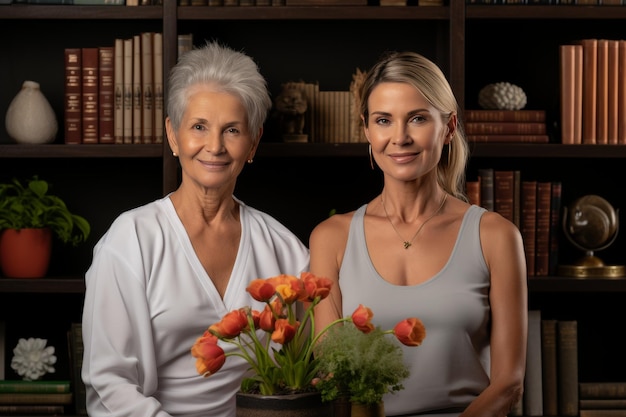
left=467, top=134, right=549, bottom=143
left=521, top=181, right=537, bottom=276
left=535, top=182, right=552, bottom=277
left=465, top=122, right=546, bottom=135
left=463, top=109, right=546, bottom=123
left=64, top=48, right=82, bottom=145
left=81, top=47, right=99, bottom=144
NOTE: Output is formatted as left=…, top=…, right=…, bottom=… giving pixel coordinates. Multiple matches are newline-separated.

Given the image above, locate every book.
left=581, top=399, right=626, bottom=409
left=541, top=319, right=558, bottom=416
left=580, top=382, right=626, bottom=399
left=463, top=109, right=546, bottom=123
left=520, top=180, right=537, bottom=276
left=596, top=39, right=609, bottom=144
left=535, top=182, right=552, bottom=277
left=177, top=33, right=193, bottom=60
left=81, top=47, right=99, bottom=144
left=467, top=134, right=549, bottom=143
left=114, top=38, right=124, bottom=144
left=580, top=411, right=626, bottom=417
left=524, top=310, right=543, bottom=416
left=618, top=40, right=626, bottom=145
left=478, top=168, right=494, bottom=212
left=153, top=32, right=164, bottom=144
left=123, top=38, right=133, bottom=144
left=513, top=170, right=521, bottom=229
left=64, top=48, right=82, bottom=145
left=560, top=44, right=583, bottom=144
left=607, top=40, right=619, bottom=145
left=0, top=381, right=70, bottom=394
left=0, top=404, right=66, bottom=414
left=578, top=38, right=598, bottom=144
left=494, top=170, right=514, bottom=223
left=68, top=323, right=86, bottom=415
left=557, top=320, right=579, bottom=416
left=465, top=122, right=546, bottom=135
left=132, top=34, right=142, bottom=144
left=141, top=32, right=154, bottom=144
left=466, top=180, right=481, bottom=207
left=98, top=46, right=115, bottom=144
left=0, top=392, right=72, bottom=404
left=548, top=181, right=562, bottom=276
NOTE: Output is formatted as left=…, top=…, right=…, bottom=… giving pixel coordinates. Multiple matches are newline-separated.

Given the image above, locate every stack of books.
left=0, top=380, right=72, bottom=415
left=579, top=382, right=626, bottom=417
left=464, top=109, right=550, bottom=143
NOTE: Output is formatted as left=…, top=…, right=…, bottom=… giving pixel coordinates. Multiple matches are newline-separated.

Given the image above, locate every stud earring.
left=247, top=158, right=253, bottom=164
left=172, top=152, right=178, bottom=157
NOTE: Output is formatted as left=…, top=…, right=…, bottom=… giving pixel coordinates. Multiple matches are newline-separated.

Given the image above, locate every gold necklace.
left=380, top=193, right=448, bottom=249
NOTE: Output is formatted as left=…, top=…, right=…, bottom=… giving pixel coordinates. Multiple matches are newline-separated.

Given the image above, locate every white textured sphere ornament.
left=10, top=338, right=57, bottom=381
left=5, top=80, right=58, bottom=144
left=478, top=82, right=527, bottom=110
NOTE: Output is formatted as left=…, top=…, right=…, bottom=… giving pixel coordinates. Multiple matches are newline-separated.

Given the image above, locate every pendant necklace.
left=380, top=193, right=448, bottom=249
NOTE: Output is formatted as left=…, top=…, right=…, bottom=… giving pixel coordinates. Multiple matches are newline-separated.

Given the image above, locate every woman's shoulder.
left=310, top=206, right=363, bottom=245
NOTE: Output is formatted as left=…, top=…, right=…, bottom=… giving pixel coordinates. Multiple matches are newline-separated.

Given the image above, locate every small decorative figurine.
left=274, top=82, right=308, bottom=143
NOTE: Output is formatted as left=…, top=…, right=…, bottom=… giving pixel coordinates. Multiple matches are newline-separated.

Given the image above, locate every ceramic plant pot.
left=236, top=391, right=331, bottom=417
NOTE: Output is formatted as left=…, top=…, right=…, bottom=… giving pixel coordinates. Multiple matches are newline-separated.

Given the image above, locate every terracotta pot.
left=236, top=391, right=331, bottom=417
left=0, top=228, right=52, bottom=278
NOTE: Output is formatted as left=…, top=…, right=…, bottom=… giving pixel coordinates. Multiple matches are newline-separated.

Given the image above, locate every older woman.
left=81, top=41, right=309, bottom=417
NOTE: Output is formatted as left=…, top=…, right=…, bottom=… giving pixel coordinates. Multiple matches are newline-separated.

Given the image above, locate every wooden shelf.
left=0, top=278, right=85, bottom=293
left=0, top=144, right=163, bottom=158
left=0, top=4, right=163, bottom=19
left=528, top=276, right=626, bottom=293
left=466, top=5, right=626, bottom=19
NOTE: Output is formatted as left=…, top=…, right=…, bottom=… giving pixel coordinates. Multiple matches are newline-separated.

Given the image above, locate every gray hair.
left=166, top=41, right=272, bottom=137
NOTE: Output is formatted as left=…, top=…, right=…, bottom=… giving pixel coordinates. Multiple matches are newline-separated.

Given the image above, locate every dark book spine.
left=98, top=46, right=115, bottom=144
left=465, top=122, right=547, bottom=135
left=478, top=168, right=494, bottom=212
left=541, top=319, right=558, bottom=415
left=81, top=47, right=99, bottom=144
left=521, top=180, right=537, bottom=276
left=64, top=48, right=82, bottom=144
left=535, top=182, right=552, bottom=277
left=494, top=170, right=514, bottom=223
left=463, top=109, right=547, bottom=123
left=548, top=181, right=563, bottom=275
left=558, top=320, right=579, bottom=417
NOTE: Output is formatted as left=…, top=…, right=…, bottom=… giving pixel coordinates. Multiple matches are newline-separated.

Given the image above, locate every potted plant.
left=190, top=273, right=426, bottom=417
left=313, top=322, right=423, bottom=417
left=0, top=176, right=91, bottom=278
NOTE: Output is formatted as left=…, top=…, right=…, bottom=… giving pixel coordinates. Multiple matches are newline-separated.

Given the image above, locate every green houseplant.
left=0, top=176, right=90, bottom=277
left=313, top=322, right=420, bottom=416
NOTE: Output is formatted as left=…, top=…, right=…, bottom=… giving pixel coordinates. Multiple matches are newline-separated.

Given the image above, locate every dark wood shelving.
left=0, top=4, right=162, bottom=19
left=0, top=144, right=162, bottom=158
left=177, top=5, right=449, bottom=20
left=0, top=278, right=85, bottom=293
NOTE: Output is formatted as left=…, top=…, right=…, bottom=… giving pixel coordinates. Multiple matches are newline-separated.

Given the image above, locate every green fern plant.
left=314, top=323, right=410, bottom=406
left=0, top=176, right=90, bottom=246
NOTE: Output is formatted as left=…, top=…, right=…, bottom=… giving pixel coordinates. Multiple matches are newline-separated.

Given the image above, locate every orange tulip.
left=301, top=272, right=332, bottom=301
left=259, top=305, right=276, bottom=332
left=351, top=304, right=375, bottom=333
left=247, top=279, right=276, bottom=302
left=191, top=334, right=226, bottom=376
left=272, top=318, right=299, bottom=344
left=394, top=317, right=427, bottom=347
left=210, top=309, right=248, bottom=338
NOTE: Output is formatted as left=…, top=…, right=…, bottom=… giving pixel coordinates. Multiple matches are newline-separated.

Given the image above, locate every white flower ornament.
left=11, top=338, right=57, bottom=381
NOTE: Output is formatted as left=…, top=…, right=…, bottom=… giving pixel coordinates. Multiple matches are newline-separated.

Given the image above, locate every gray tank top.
left=339, top=204, right=491, bottom=416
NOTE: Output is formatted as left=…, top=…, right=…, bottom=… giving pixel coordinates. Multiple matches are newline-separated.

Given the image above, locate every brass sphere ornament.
left=558, top=194, right=625, bottom=278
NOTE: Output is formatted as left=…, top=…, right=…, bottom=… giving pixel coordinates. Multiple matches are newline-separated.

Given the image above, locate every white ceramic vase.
left=5, top=80, right=58, bottom=144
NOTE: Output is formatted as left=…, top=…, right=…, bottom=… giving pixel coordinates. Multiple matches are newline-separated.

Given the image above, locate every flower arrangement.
left=191, top=272, right=426, bottom=397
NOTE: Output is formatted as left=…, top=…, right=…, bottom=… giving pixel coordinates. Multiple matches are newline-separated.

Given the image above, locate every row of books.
left=464, top=109, right=550, bottom=143
left=64, top=32, right=164, bottom=145
left=0, top=380, right=72, bottom=415
left=511, top=312, right=579, bottom=416
left=580, top=382, right=626, bottom=417
left=280, top=80, right=367, bottom=144
left=559, top=39, right=626, bottom=145
left=466, top=169, right=562, bottom=277
left=180, top=0, right=442, bottom=4
left=10, top=0, right=161, bottom=4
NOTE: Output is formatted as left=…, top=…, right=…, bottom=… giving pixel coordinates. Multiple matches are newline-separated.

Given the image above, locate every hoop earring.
left=369, top=144, right=374, bottom=170
left=447, top=142, right=451, bottom=166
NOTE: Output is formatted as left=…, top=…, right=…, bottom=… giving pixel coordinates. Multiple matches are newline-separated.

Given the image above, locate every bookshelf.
left=1, top=1, right=626, bottom=416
